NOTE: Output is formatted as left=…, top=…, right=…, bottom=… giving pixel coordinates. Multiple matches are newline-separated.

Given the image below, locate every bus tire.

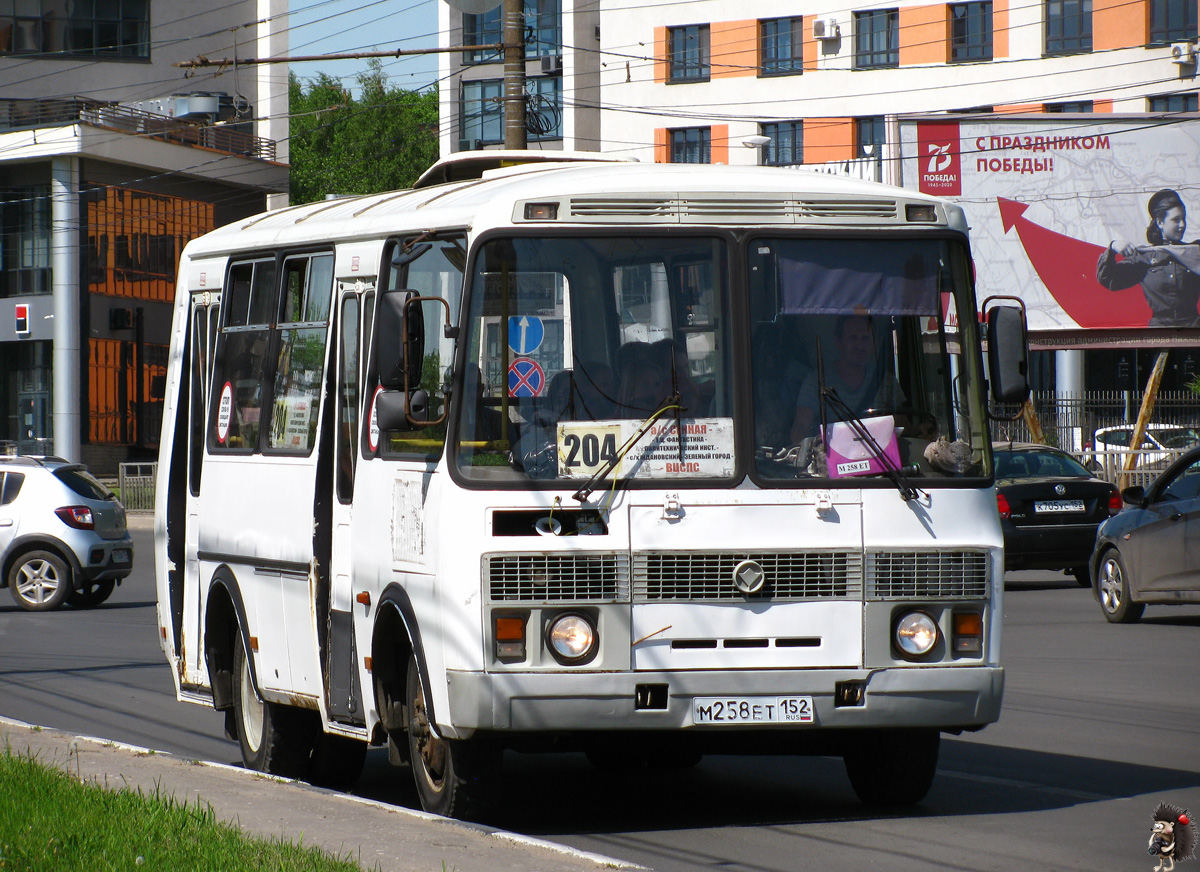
left=309, top=733, right=367, bottom=789
left=232, top=634, right=316, bottom=779
left=843, top=728, right=939, bottom=806
left=406, top=654, right=498, bottom=819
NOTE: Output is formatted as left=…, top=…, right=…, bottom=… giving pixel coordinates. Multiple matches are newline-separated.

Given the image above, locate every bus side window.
left=375, top=236, right=463, bottom=461
left=336, top=294, right=360, bottom=502
left=210, top=260, right=275, bottom=452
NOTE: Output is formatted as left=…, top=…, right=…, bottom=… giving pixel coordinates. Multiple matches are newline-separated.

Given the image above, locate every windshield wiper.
left=817, top=368, right=924, bottom=503
left=572, top=397, right=681, bottom=503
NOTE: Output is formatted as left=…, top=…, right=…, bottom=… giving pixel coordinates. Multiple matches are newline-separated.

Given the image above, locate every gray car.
left=1090, top=446, right=1200, bottom=623
left=0, top=456, right=133, bottom=611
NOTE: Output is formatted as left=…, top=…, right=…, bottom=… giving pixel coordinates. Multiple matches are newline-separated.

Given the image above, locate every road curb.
left=0, top=716, right=644, bottom=871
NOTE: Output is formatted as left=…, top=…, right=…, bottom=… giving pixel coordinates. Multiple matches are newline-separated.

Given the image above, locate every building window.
left=460, top=79, right=503, bottom=149
left=1150, top=0, right=1198, bottom=44
left=854, top=9, right=898, bottom=68
left=1148, top=92, right=1199, bottom=112
left=761, top=121, right=803, bottom=166
left=760, top=17, right=803, bottom=76
left=951, top=2, right=993, bottom=61
left=670, top=127, right=711, bottom=163
left=463, top=0, right=561, bottom=63
left=527, top=76, right=562, bottom=140
left=1045, top=0, right=1092, bottom=54
left=856, top=116, right=885, bottom=161
left=0, top=185, right=51, bottom=297
left=669, top=24, right=710, bottom=82
left=1044, top=100, right=1094, bottom=112
left=0, top=0, right=149, bottom=58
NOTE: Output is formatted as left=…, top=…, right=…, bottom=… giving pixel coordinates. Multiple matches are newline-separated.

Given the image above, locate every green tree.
left=288, top=60, right=439, bottom=205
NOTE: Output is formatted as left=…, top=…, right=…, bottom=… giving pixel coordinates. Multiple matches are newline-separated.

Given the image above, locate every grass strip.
left=0, top=748, right=363, bottom=871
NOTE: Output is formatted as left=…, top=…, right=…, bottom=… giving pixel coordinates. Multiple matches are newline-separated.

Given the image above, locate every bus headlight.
left=547, top=613, right=597, bottom=664
left=894, top=611, right=940, bottom=658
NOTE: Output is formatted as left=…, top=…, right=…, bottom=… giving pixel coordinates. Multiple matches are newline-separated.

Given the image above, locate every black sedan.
left=1090, top=446, right=1200, bottom=623
left=994, top=442, right=1122, bottom=586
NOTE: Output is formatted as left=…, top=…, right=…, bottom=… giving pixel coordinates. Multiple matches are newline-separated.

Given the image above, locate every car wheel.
left=232, top=633, right=317, bottom=778
left=8, top=550, right=72, bottom=612
left=844, top=728, right=940, bottom=806
left=1071, top=565, right=1091, bottom=588
left=67, top=578, right=116, bottom=608
left=1096, top=548, right=1144, bottom=624
left=407, top=654, right=498, bottom=819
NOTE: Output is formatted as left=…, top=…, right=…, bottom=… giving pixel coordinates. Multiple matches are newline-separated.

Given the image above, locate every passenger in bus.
left=789, top=315, right=904, bottom=442
left=752, top=322, right=808, bottom=449
left=572, top=362, right=617, bottom=420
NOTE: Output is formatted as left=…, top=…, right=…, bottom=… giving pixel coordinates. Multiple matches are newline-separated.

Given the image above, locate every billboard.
left=899, top=115, right=1200, bottom=333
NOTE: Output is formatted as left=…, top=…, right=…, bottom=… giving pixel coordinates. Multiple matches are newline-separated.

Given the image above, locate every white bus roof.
left=182, top=161, right=960, bottom=260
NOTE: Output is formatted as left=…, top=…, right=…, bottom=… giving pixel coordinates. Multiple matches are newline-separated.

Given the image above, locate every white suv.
left=0, top=456, right=133, bottom=611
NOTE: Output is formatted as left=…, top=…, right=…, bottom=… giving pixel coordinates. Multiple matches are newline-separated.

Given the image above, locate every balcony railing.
left=0, top=97, right=276, bottom=162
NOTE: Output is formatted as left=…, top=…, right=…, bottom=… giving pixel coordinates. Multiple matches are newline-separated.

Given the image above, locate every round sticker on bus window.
left=216, top=381, right=233, bottom=444
left=368, top=385, right=384, bottom=452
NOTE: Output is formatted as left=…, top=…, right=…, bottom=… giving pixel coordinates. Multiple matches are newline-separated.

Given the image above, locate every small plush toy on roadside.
left=1149, top=803, right=1197, bottom=872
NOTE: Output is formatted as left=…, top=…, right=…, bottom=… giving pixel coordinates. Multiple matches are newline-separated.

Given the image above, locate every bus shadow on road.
left=461, top=741, right=1200, bottom=835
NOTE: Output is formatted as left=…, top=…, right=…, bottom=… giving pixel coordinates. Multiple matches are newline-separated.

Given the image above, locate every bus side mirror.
left=984, top=301, right=1029, bottom=405
left=377, top=289, right=426, bottom=391
left=375, top=388, right=430, bottom=431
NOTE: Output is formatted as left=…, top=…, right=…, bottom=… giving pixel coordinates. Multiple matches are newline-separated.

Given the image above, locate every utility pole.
left=502, top=0, right=527, bottom=149
left=176, top=15, right=530, bottom=152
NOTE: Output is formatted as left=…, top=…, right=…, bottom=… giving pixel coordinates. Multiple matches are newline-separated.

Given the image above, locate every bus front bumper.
left=443, top=665, right=1003, bottom=737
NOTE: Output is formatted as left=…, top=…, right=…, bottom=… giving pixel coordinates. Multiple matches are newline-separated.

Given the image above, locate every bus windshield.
left=452, top=233, right=987, bottom=486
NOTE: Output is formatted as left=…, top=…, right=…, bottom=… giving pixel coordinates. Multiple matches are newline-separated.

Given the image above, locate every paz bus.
left=154, top=153, right=1029, bottom=818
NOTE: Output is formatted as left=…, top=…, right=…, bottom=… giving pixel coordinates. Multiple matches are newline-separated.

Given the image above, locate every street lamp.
left=742, top=134, right=771, bottom=166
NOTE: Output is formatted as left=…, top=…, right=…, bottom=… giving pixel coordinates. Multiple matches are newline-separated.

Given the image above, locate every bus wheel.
left=309, top=733, right=367, bottom=789
left=232, top=634, right=315, bottom=779
left=843, top=728, right=939, bottom=806
left=406, top=655, right=497, bottom=819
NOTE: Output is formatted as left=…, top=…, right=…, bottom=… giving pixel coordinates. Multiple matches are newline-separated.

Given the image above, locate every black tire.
left=1071, top=565, right=1091, bottom=588
left=8, top=550, right=71, bottom=612
left=67, top=578, right=116, bottom=608
left=843, top=728, right=940, bottom=806
left=406, top=654, right=498, bottom=819
left=1096, top=548, right=1144, bottom=624
left=232, top=634, right=317, bottom=778
left=308, top=733, right=367, bottom=789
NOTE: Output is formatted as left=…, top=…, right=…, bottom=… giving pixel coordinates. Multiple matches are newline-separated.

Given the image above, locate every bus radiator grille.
left=632, top=551, right=862, bottom=601
left=486, top=553, right=630, bottom=602
left=865, top=550, right=990, bottom=599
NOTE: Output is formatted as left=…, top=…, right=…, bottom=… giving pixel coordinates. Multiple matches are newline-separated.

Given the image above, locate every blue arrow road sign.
left=508, top=315, right=545, bottom=355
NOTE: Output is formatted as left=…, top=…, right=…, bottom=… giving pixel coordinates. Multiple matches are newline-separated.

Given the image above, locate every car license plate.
left=692, top=696, right=814, bottom=725
left=113, top=549, right=131, bottom=563
left=1034, top=499, right=1085, bottom=513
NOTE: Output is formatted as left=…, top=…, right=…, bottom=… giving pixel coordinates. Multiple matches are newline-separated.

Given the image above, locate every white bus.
left=155, top=153, right=1029, bottom=818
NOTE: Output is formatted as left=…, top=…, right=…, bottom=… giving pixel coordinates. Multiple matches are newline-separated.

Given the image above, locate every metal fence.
left=118, top=462, right=157, bottom=512
left=992, top=390, right=1200, bottom=487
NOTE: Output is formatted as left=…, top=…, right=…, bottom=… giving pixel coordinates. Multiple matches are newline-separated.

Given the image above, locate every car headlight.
left=547, top=613, right=596, bottom=663
left=894, top=611, right=940, bottom=658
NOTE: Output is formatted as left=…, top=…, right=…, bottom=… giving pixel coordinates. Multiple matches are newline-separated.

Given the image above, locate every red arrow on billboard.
left=998, top=197, right=1153, bottom=328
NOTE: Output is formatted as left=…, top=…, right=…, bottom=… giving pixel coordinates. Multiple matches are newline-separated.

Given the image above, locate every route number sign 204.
left=692, top=696, right=814, bottom=725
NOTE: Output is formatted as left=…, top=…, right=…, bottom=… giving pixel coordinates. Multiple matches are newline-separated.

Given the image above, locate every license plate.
left=113, top=549, right=131, bottom=563
left=1034, top=499, right=1085, bottom=513
left=692, top=696, right=814, bottom=725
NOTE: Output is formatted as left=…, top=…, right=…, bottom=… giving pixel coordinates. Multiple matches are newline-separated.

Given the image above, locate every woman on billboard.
left=1096, top=189, right=1200, bottom=327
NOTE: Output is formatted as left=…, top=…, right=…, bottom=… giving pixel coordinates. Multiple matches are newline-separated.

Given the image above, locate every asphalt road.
left=1, top=522, right=1198, bottom=871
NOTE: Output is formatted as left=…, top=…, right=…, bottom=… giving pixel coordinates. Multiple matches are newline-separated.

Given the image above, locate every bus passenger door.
left=182, top=297, right=217, bottom=683
left=325, top=286, right=367, bottom=722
